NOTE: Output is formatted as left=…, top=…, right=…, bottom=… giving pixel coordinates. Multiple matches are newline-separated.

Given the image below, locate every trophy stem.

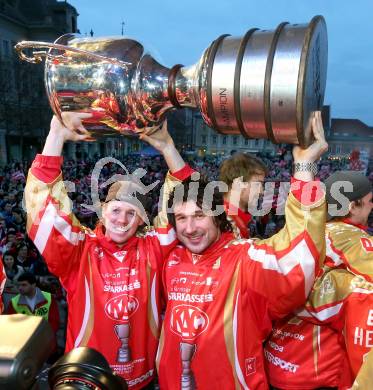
left=170, top=63, right=202, bottom=111
left=168, top=64, right=184, bottom=109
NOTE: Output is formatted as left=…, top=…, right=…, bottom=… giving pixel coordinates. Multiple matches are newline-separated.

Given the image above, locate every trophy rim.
left=296, top=15, right=328, bottom=148
left=206, top=34, right=231, bottom=135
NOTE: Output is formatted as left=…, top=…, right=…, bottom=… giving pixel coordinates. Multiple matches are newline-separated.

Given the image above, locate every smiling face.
left=173, top=200, right=220, bottom=254
left=102, top=200, right=144, bottom=244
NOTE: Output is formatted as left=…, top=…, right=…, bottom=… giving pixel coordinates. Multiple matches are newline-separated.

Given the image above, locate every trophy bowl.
left=15, top=15, right=327, bottom=147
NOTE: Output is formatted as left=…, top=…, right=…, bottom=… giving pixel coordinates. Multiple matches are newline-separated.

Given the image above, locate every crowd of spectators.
left=0, top=150, right=372, bottom=356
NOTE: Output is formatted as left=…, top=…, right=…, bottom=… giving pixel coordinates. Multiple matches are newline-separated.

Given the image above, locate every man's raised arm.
left=239, top=111, right=328, bottom=318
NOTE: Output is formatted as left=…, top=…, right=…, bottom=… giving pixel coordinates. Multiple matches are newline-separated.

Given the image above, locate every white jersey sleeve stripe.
left=74, top=276, right=91, bottom=347
left=34, top=201, right=84, bottom=254
left=233, top=291, right=249, bottom=390
left=296, top=302, right=344, bottom=321
left=146, top=229, right=177, bottom=246
left=34, top=202, right=57, bottom=254
left=248, top=239, right=315, bottom=296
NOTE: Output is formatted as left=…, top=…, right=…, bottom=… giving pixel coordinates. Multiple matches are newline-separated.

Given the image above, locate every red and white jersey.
left=25, top=154, right=183, bottom=389
left=156, top=189, right=326, bottom=389
left=298, top=269, right=373, bottom=380
left=266, top=220, right=373, bottom=389
left=224, top=200, right=252, bottom=239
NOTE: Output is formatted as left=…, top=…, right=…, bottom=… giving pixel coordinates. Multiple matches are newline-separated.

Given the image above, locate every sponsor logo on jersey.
left=101, top=272, right=121, bottom=279
left=126, top=369, right=154, bottom=387
left=168, top=292, right=214, bottom=303
left=167, top=254, right=181, bottom=267
left=180, top=271, right=201, bottom=277
left=354, top=310, right=373, bottom=348
left=191, top=277, right=219, bottom=287
left=272, top=328, right=305, bottom=341
left=105, top=294, right=139, bottom=322
left=103, top=281, right=141, bottom=293
left=354, top=326, right=373, bottom=348
left=93, top=246, right=104, bottom=260
left=267, top=340, right=284, bottom=352
left=245, top=357, right=256, bottom=375
left=171, top=277, right=188, bottom=286
left=113, top=250, right=127, bottom=263
left=191, top=254, right=201, bottom=265
left=264, top=349, right=299, bottom=373
left=170, top=304, right=209, bottom=340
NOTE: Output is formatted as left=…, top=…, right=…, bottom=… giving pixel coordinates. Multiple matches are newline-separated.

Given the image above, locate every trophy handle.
left=14, top=41, right=131, bottom=68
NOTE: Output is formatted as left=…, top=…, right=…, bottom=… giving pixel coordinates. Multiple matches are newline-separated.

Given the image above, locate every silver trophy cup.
left=114, top=323, right=131, bottom=363
left=15, top=15, right=327, bottom=147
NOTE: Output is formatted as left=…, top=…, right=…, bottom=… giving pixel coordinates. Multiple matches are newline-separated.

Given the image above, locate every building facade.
left=0, top=0, right=79, bottom=163
left=327, top=118, right=373, bottom=157
left=169, top=109, right=282, bottom=157
left=169, top=106, right=372, bottom=164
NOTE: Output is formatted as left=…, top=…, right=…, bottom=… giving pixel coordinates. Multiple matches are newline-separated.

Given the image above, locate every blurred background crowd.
left=1, top=151, right=372, bottom=358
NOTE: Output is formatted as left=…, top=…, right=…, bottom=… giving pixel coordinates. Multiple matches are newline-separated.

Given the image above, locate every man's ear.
left=348, top=200, right=357, bottom=216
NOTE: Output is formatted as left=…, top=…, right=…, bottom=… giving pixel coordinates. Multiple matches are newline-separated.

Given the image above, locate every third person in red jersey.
left=266, top=170, right=373, bottom=390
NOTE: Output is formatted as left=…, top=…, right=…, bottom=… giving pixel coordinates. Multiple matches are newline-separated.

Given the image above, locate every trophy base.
left=117, top=348, right=131, bottom=363
left=181, top=374, right=196, bottom=390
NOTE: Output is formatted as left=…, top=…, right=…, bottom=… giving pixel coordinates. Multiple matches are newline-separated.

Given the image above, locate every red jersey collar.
left=224, top=201, right=252, bottom=238
left=341, top=218, right=368, bottom=232
left=224, top=201, right=252, bottom=224
left=187, top=232, right=233, bottom=265
left=94, top=224, right=139, bottom=251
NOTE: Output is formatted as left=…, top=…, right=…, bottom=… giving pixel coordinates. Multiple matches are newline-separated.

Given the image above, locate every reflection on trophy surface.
left=15, top=15, right=327, bottom=146
left=180, top=342, right=197, bottom=390
left=114, top=323, right=131, bottom=363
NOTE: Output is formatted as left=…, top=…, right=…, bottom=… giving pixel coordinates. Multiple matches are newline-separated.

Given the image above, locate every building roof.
left=330, top=118, right=373, bottom=137
left=1, top=0, right=77, bottom=26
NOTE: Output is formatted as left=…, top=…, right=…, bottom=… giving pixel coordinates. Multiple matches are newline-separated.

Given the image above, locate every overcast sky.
left=68, top=0, right=373, bottom=125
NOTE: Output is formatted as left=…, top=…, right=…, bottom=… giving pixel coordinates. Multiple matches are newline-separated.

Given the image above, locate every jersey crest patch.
left=361, top=237, right=373, bottom=253
left=245, top=357, right=256, bottom=375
